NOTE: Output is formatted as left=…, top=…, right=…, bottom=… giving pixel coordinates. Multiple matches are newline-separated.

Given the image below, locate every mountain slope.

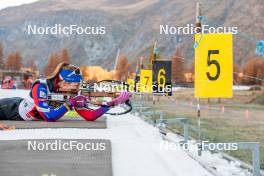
left=0, top=0, right=263, bottom=71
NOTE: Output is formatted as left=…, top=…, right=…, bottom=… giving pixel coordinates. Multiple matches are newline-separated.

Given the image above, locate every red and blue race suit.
left=18, top=80, right=109, bottom=122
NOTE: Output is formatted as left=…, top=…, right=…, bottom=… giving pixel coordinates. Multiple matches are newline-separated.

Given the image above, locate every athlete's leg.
left=0, top=97, right=24, bottom=121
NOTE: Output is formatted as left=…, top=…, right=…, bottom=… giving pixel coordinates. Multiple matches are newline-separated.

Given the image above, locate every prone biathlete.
left=0, top=62, right=130, bottom=121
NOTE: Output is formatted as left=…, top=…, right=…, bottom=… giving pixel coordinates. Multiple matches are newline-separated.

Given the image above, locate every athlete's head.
left=46, top=62, right=82, bottom=92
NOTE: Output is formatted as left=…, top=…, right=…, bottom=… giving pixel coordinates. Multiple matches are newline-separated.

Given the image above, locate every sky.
left=0, top=0, right=39, bottom=10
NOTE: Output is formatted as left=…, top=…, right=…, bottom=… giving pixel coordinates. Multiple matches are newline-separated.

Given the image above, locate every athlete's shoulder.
left=31, top=82, right=48, bottom=99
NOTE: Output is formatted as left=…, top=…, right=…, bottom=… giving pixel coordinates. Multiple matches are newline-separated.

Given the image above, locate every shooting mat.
left=0, top=139, right=112, bottom=176
left=0, top=115, right=107, bottom=129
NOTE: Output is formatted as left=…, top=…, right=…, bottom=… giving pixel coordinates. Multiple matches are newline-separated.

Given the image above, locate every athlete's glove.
left=107, top=91, right=131, bottom=107
left=68, top=95, right=87, bottom=108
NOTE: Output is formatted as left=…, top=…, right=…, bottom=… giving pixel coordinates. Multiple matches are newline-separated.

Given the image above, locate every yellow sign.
left=139, top=70, right=152, bottom=93
left=195, top=33, right=233, bottom=98
left=127, top=79, right=135, bottom=92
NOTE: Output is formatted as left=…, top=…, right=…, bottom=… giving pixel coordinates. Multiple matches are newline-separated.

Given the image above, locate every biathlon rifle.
left=47, top=80, right=133, bottom=115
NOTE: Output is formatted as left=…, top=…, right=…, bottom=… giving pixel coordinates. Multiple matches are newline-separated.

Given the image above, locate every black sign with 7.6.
left=152, top=60, right=172, bottom=96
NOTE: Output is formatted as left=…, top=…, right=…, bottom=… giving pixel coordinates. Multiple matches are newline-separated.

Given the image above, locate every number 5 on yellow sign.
left=195, top=33, right=233, bottom=98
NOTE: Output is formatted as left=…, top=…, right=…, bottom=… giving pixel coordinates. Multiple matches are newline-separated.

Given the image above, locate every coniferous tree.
left=44, top=53, right=59, bottom=76
left=172, top=48, right=186, bottom=83
left=6, top=52, right=23, bottom=70
left=27, top=59, right=38, bottom=71
left=60, top=48, right=70, bottom=63
left=115, top=54, right=130, bottom=81
left=243, top=57, right=264, bottom=85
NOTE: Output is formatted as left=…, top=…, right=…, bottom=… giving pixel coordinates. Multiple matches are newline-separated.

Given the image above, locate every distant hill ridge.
left=0, top=0, right=263, bottom=71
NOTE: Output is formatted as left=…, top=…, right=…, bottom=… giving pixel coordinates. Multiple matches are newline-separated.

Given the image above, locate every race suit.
left=0, top=79, right=109, bottom=121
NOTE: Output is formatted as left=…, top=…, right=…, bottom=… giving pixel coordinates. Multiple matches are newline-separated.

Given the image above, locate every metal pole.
left=195, top=3, right=202, bottom=32
left=114, top=48, right=120, bottom=70
left=160, top=111, right=164, bottom=121
left=252, top=143, right=260, bottom=176
left=197, top=99, right=202, bottom=156
left=140, top=93, right=143, bottom=114
left=196, top=2, right=202, bottom=156
left=183, top=122, right=189, bottom=144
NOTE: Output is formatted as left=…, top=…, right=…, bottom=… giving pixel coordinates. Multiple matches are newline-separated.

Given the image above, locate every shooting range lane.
left=0, top=139, right=112, bottom=176
left=0, top=116, right=107, bottom=129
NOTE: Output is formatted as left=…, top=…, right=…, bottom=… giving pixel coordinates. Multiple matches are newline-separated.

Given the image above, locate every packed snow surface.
left=0, top=89, right=253, bottom=176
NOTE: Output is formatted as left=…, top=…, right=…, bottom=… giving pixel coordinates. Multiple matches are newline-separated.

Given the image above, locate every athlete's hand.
left=69, top=95, right=88, bottom=108
left=107, top=91, right=131, bottom=107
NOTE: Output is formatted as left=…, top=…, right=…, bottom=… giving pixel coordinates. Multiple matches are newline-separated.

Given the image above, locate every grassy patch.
left=173, top=115, right=264, bottom=169
left=142, top=105, right=264, bottom=169
left=251, top=94, right=264, bottom=105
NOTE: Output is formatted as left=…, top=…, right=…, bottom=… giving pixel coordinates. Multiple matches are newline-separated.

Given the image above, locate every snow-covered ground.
left=0, top=115, right=213, bottom=176
left=0, top=0, right=39, bottom=10
left=0, top=90, right=253, bottom=176
left=165, top=133, right=252, bottom=176
left=0, top=89, right=29, bottom=98
left=172, top=87, right=187, bottom=91
left=232, top=85, right=251, bottom=91
left=172, top=85, right=251, bottom=92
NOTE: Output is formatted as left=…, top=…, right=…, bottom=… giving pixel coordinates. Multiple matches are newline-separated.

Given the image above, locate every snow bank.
left=233, top=86, right=251, bottom=91
left=0, top=89, right=29, bottom=98
left=165, top=133, right=251, bottom=176
left=0, top=0, right=39, bottom=10
left=173, top=86, right=253, bottom=92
